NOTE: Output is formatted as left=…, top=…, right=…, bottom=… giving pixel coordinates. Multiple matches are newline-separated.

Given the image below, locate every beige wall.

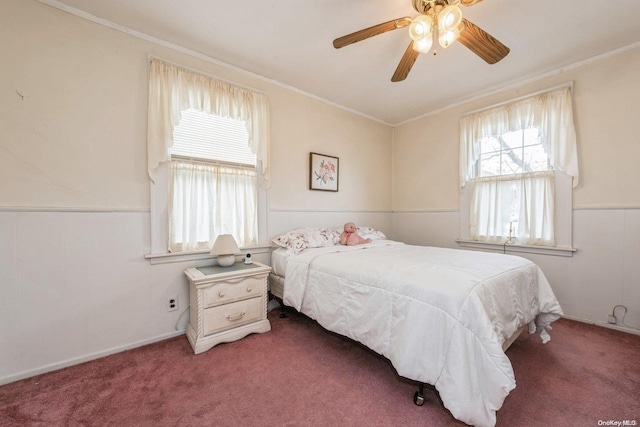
left=1, top=0, right=149, bottom=208
left=393, top=45, right=640, bottom=211
left=392, top=110, right=461, bottom=210
left=571, top=47, right=640, bottom=208
left=269, top=88, right=392, bottom=213
left=0, top=0, right=392, bottom=213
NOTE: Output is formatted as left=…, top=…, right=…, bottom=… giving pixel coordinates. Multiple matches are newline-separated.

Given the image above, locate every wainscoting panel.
left=1, top=208, right=394, bottom=385
left=0, top=210, right=200, bottom=385
left=622, top=209, right=640, bottom=329
left=2, top=207, right=637, bottom=386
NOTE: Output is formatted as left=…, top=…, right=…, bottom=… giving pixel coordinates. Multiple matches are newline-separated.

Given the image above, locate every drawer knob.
left=226, top=311, right=246, bottom=322
left=218, top=291, right=225, bottom=298
left=246, top=287, right=252, bottom=293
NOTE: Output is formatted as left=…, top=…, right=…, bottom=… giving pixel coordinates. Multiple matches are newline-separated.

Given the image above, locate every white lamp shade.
left=409, top=15, right=432, bottom=41
left=210, top=234, right=241, bottom=266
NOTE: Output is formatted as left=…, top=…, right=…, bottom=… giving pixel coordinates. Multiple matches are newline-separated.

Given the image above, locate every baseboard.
left=561, top=314, right=640, bottom=336
left=0, top=330, right=186, bottom=387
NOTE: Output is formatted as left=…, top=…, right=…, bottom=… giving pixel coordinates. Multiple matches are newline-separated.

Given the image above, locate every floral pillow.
left=272, top=227, right=341, bottom=254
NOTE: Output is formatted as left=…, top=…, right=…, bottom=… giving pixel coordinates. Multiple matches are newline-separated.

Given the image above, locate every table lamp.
left=210, top=234, right=241, bottom=267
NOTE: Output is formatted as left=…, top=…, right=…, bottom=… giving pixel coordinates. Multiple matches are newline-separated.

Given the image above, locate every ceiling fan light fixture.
left=438, top=4, right=463, bottom=32
left=409, top=15, right=432, bottom=40
left=413, top=35, right=434, bottom=53
left=332, top=0, right=509, bottom=82
left=438, top=27, right=460, bottom=48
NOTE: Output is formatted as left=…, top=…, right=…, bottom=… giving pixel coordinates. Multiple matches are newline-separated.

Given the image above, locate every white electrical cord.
left=175, top=305, right=190, bottom=331
left=611, top=305, right=640, bottom=331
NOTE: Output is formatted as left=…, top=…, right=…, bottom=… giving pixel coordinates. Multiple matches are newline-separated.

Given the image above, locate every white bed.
left=269, top=238, right=563, bottom=427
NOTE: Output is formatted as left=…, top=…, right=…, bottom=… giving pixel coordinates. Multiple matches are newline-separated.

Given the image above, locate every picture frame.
left=309, top=152, right=339, bottom=192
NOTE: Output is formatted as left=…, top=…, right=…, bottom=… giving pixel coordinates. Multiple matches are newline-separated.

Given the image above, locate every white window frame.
left=458, top=84, right=578, bottom=257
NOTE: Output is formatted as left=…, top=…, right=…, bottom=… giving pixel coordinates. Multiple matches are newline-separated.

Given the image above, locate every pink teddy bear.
left=339, top=222, right=372, bottom=246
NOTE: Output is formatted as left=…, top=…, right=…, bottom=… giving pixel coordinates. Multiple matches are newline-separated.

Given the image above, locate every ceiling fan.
left=333, top=0, right=510, bottom=82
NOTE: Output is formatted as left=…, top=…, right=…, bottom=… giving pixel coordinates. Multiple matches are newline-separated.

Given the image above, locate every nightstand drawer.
left=202, top=297, right=263, bottom=335
left=203, top=275, right=264, bottom=307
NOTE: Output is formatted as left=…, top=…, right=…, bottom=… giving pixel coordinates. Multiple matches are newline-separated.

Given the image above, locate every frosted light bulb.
left=409, top=15, right=432, bottom=41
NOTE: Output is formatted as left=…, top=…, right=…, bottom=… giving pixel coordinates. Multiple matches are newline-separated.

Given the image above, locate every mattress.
left=268, top=272, right=285, bottom=300
left=271, top=247, right=291, bottom=277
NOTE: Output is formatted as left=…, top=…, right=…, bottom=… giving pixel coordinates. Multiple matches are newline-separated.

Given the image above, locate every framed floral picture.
left=309, top=152, right=339, bottom=192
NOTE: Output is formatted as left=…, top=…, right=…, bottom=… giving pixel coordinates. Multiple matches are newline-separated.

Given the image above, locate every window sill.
left=456, top=239, right=577, bottom=257
left=145, top=244, right=272, bottom=265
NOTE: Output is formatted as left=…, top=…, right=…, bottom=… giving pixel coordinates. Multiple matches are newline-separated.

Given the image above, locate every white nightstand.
left=184, top=261, right=272, bottom=354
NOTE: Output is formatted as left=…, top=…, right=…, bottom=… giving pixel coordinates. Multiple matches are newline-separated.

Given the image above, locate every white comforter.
left=282, top=240, right=563, bottom=427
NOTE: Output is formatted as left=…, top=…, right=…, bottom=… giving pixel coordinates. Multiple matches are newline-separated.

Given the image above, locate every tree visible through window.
left=477, top=129, right=549, bottom=178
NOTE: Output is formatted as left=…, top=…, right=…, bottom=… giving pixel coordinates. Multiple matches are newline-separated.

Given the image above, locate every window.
left=471, top=129, right=554, bottom=245
left=459, top=85, right=578, bottom=250
left=146, top=58, right=270, bottom=255
left=168, top=110, right=258, bottom=252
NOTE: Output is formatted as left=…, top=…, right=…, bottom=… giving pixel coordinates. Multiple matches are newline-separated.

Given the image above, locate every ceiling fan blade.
left=458, top=18, right=510, bottom=64
left=333, top=17, right=411, bottom=49
left=391, top=41, right=420, bottom=82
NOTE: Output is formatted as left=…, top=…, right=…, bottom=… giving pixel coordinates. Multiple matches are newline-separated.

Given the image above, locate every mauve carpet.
left=1, top=310, right=639, bottom=426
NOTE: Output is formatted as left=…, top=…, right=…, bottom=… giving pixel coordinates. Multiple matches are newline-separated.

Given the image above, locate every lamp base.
left=217, top=254, right=236, bottom=267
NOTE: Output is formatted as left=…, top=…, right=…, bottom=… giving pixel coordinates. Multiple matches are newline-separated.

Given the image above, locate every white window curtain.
left=460, top=86, right=578, bottom=189
left=470, top=171, right=555, bottom=245
left=168, top=160, right=257, bottom=252
left=147, top=58, right=270, bottom=187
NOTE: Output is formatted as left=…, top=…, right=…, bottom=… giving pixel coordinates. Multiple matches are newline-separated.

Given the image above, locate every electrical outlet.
left=167, top=295, right=179, bottom=312
left=607, top=315, right=616, bottom=324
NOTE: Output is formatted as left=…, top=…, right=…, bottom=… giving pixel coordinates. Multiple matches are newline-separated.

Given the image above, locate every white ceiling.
left=41, top=0, right=640, bottom=125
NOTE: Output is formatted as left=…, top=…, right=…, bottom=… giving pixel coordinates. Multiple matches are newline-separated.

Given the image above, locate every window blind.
left=171, top=108, right=256, bottom=166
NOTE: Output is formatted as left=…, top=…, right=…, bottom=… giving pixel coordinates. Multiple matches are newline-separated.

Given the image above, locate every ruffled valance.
left=460, top=86, right=578, bottom=188
left=147, top=58, right=270, bottom=187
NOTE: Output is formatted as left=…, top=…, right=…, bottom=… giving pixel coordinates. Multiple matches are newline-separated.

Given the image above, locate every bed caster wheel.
left=413, top=391, right=425, bottom=406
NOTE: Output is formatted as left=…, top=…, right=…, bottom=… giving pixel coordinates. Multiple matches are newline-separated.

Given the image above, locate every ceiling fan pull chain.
left=432, top=25, right=438, bottom=55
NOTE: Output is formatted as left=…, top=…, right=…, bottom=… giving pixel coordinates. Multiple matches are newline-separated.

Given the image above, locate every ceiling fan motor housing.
left=413, top=0, right=447, bottom=14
